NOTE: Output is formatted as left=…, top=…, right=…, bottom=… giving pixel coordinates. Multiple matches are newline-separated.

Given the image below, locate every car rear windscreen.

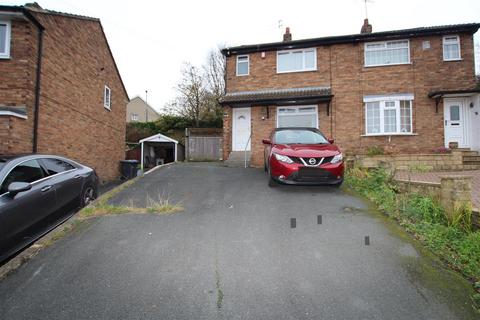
left=274, top=129, right=328, bottom=145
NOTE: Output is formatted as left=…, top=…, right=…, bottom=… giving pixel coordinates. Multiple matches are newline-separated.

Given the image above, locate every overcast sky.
left=5, top=0, right=480, bottom=112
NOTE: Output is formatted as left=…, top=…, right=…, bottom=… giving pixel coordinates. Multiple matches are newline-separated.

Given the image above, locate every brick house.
left=220, top=20, right=480, bottom=167
left=0, top=3, right=129, bottom=182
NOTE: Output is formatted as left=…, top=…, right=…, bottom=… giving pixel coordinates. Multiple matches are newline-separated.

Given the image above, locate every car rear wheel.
left=81, top=184, right=97, bottom=207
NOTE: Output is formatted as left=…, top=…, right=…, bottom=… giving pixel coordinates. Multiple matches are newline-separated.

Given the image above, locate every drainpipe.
left=32, top=25, right=44, bottom=153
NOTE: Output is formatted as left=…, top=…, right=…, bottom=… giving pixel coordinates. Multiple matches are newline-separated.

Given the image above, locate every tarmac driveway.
left=0, top=162, right=477, bottom=319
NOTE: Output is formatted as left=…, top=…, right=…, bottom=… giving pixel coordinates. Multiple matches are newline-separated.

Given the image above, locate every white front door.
left=444, top=100, right=469, bottom=148
left=232, top=107, right=251, bottom=151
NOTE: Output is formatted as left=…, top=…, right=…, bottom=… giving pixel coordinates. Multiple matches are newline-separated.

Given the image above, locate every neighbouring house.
left=126, top=96, right=160, bottom=123
left=220, top=20, right=480, bottom=167
left=0, top=3, right=129, bottom=182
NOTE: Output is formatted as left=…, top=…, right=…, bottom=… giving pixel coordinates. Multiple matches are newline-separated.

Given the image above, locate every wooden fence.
left=186, top=136, right=223, bottom=161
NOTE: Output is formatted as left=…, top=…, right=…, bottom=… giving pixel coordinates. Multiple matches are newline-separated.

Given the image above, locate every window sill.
left=443, top=58, right=462, bottom=62
left=364, top=62, right=411, bottom=68
left=276, top=69, right=317, bottom=74
left=0, top=55, right=11, bottom=60
left=236, top=74, right=249, bottom=77
left=361, top=133, right=418, bottom=137
left=0, top=111, right=27, bottom=119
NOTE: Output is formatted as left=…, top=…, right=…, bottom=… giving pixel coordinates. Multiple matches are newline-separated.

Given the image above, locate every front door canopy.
left=220, top=86, right=332, bottom=107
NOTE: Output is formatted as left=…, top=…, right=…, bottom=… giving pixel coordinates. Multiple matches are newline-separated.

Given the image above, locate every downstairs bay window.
left=364, top=94, right=413, bottom=135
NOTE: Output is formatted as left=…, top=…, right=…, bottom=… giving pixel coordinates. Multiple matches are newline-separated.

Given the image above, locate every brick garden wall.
left=223, top=33, right=477, bottom=166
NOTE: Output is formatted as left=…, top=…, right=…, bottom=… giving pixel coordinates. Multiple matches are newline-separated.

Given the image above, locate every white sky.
left=5, top=0, right=480, bottom=112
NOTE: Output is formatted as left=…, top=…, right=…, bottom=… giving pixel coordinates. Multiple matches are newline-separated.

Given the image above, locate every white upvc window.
left=443, top=35, right=461, bottom=61
left=104, top=85, right=111, bottom=110
left=0, top=20, right=11, bottom=59
left=277, top=48, right=317, bottom=73
left=276, top=105, right=318, bottom=128
left=131, top=113, right=138, bottom=121
left=236, top=55, right=249, bottom=76
left=364, top=94, right=413, bottom=135
left=364, top=40, right=410, bottom=67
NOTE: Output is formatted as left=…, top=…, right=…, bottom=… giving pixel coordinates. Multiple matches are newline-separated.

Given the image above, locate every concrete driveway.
left=0, top=163, right=477, bottom=319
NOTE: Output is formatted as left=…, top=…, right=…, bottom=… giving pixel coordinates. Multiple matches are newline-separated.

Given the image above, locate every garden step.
left=463, top=155, right=480, bottom=161
left=461, top=164, right=480, bottom=170
left=461, top=150, right=479, bottom=156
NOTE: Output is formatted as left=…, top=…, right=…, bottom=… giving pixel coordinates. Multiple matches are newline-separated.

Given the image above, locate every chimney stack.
left=361, top=19, right=372, bottom=34
left=283, top=27, right=292, bottom=42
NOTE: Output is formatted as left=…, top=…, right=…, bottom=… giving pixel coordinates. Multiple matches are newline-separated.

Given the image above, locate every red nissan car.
left=263, top=127, right=344, bottom=187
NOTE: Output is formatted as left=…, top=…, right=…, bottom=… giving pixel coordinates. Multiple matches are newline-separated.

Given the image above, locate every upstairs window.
left=443, top=36, right=461, bottom=61
left=364, top=95, right=413, bottom=135
left=277, top=48, right=316, bottom=73
left=0, top=20, right=11, bottom=59
left=131, top=113, right=139, bottom=121
left=364, top=40, right=410, bottom=67
left=236, top=55, right=249, bottom=76
left=104, top=85, right=111, bottom=110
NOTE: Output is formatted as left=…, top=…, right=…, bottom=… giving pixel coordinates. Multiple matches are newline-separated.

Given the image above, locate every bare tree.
left=174, top=63, right=208, bottom=127
left=204, top=47, right=226, bottom=100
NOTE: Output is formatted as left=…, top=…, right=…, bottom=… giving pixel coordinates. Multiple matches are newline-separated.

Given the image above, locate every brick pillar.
left=440, top=175, right=472, bottom=221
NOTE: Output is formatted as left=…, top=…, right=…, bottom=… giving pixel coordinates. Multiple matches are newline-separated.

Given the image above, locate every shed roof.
left=140, top=133, right=178, bottom=144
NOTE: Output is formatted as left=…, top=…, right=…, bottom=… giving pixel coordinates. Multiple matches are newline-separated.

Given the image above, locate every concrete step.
left=463, top=155, right=480, bottom=162
left=224, top=161, right=251, bottom=168
left=461, top=164, right=480, bottom=170
left=461, top=150, right=479, bottom=156
left=227, top=151, right=251, bottom=161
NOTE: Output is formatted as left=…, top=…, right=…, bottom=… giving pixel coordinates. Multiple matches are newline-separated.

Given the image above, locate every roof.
left=0, top=4, right=129, bottom=101
left=129, top=96, right=160, bottom=116
left=428, top=88, right=480, bottom=98
left=222, top=23, right=480, bottom=56
left=220, top=86, right=332, bottom=105
left=140, top=133, right=178, bottom=144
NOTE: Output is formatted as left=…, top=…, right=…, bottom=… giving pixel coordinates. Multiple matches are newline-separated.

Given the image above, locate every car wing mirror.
left=328, top=138, right=335, bottom=144
left=8, top=182, right=32, bottom=196
left=262, top=139, right=272, bottom=145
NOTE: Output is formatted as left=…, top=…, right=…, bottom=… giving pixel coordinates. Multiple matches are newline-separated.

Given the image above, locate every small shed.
left=140, top=133, right=179, bottom=170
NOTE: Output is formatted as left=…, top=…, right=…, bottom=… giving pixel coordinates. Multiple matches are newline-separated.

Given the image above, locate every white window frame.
left=276, top=48, right=317, bottom=74
left=104, top=85, right=111, bottom=110
left=131, top=113, right=138, bottom=121
left=236, top=55, right=249, bottom=76
left=364, top=39, right=410, bottom=67
left=0, top=20, right=12, bottom=59
left=363, top=94, right=414, bottom=136
left=443, top=35, right=461, bottom=61
left=276, top=105, right=319, bottom=128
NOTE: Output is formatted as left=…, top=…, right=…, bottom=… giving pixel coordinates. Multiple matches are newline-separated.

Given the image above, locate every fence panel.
left=187, top=136, right=222, bottom=161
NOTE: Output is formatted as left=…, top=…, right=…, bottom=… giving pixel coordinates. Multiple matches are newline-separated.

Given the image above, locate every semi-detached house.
left=220, top=20, right=480, bottom=168
left=0, top=3, right=129, bottom=182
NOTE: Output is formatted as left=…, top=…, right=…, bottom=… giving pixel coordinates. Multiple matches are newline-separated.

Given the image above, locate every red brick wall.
left=0, top=18, right=38, bottom=154
left=31, top=12, right=128, bottom=182
left=224, top=33, right=477, bottom=166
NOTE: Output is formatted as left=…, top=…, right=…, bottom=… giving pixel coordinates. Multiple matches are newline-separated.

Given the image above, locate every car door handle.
left=41, top=186, right=52, bottom=192
left=74, top=174, right=82, bottom=179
